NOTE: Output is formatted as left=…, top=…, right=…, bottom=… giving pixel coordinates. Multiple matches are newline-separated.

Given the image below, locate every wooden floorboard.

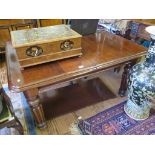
left=40, top=78, right=116, bottom=119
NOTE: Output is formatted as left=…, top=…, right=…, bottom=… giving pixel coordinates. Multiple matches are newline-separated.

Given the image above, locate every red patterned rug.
left=78, top=101, right=155, bottom=135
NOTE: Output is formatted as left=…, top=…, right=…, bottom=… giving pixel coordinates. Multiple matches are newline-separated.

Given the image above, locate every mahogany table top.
left=6, top=31, right=147, bottom=92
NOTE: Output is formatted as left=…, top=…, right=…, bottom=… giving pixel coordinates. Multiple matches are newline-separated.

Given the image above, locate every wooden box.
left=10, top=24, right=82, bottom=68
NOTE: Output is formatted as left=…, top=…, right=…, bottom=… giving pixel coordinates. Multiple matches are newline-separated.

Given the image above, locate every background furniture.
left=132, top=19, right=155, bottom=26
left=5, top=31, right=146, bottom=128
left=98, top=19, right=155, bottom=44
left=37, top=19, right=66, bottom=27
left=129, top=20, right=150, bottom=42
left=0, top=19, right=37, bottom=54
left=70, top=19, right=99, bottom=35
left=98, top=19, right=130, bottom=35
left=0, top=82, right=24, bottom=134
left=0, top=19, right=65, bottom=54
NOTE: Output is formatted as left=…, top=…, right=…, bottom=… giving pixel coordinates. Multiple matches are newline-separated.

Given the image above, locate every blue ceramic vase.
left=124, top=26, right=155, bottom=120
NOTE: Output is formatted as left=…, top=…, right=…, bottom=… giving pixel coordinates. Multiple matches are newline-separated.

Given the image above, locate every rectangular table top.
left=6, top=31, right=147, bottom=92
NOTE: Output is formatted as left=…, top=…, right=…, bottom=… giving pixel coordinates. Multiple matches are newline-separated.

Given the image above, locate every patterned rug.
left=78, top=101, right=155, bottom=135
left=0, top=84, right=36, bottom=135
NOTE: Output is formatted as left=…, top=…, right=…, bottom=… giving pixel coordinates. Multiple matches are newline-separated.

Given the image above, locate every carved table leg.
left=118, top=60, right=136, bottom=97
left=24, top=88, right=46, bottom=128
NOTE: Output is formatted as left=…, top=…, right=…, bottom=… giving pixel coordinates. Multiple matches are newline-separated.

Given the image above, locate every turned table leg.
left=118, top=63, right=131, bottom=96
left=24, top=88, right=46, bottom=128
left=118, top=60, right=137, bottom=97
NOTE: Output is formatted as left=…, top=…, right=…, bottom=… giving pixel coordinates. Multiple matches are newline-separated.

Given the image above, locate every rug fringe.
left=69, top=116, right=83, bottom=135
left=69, top=123, right=81, bottom=135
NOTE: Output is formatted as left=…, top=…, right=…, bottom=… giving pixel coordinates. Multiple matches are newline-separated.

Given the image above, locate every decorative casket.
left=10, top=24, right=82, bottom=69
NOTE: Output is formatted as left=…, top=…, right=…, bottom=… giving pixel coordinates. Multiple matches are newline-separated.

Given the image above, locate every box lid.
left=11, top=24, right=82, bottom=48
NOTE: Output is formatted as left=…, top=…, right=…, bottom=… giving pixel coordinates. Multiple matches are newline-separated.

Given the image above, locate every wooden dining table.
left=5, top=31, right=147, bottom=128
